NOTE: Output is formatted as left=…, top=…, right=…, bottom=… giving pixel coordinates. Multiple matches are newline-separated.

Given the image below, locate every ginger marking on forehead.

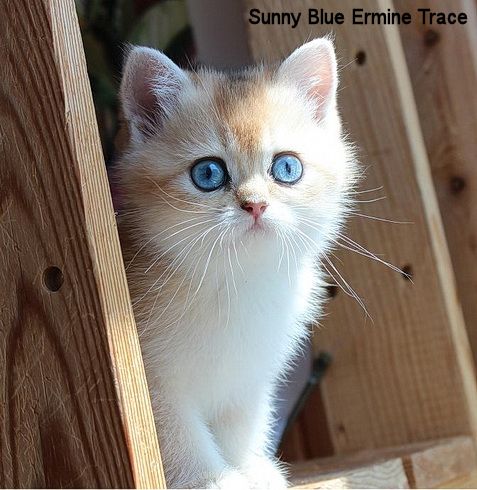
left=213, top=77, right=268, bottom=155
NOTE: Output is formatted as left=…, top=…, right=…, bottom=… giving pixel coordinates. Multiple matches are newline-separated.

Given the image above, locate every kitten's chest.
left=142, top=254, right=318, bottom=403
left=183, top=262, right=314, bottom=373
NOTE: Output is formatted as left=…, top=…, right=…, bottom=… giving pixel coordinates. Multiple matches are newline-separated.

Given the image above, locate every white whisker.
left=351, top=185, right=384, bottom=195
left=349, top=212, right=412, bottom=225
left=323, top=255, right=371, bottom=320
left=125, top=216, right=206, bottom=271
left=232, top=238, right=245, bottom=276
left=145, top=223, right=211, bottom=273
left=193, top=227, right=227, bottom=298
left=276, top=228, right=286, bottom=273
left=297, top=216, right=408, bottom=280
left=148, top=177, right=224, bottom=211
left=355, top=196, right=387, bottom=204
left=135, top=228, right=206, bottom=308
left=227, top=237, right=238, bottom=296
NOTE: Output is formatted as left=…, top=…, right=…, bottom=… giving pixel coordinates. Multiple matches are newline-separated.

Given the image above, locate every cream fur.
left=116, top=39, right=358, bottom=488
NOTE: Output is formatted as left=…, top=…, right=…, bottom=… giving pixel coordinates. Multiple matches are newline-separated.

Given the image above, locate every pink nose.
left=241, top=201, right=268, bottom=219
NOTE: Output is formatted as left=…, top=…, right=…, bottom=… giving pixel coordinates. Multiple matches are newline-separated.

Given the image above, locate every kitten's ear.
left=120, top=46, right=188, bottom=142
left=277, top=38, right=338, bottom=120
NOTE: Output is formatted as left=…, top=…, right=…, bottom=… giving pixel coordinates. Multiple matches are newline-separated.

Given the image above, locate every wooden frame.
left=398, top=0, right=477, bottom=369
left=290, top=436, right=477, bottom=489
left=0, top=1, right=164, bottom=487
left=244, top=0, right=477, bottom=455
left=2, top=0, right=477, bottom=488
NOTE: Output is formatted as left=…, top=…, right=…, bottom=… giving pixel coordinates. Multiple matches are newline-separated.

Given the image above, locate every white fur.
left=117, top=39, right=357, bottom=488
left=143, top=237, right=320, bottom=488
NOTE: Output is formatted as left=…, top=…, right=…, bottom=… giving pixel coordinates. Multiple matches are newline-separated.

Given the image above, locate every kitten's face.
left=118, top=41, right=356, bottom=271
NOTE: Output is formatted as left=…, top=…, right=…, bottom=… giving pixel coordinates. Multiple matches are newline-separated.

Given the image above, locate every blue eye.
left=191, top=159, right=227, bottom=192
left=271, top=154, right=303, bottom=184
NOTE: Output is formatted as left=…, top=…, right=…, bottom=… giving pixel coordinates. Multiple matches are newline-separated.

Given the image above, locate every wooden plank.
left=290, top=436, right=476, bottom=489
left=441, top=471, right=477, bottom=489
left=292, top=459, right=408, bottom=489
left=244, top=0, right=477, bottom=453
left=378, top=0, right=477, bottom=450
left=396, top=0, right=477, bottom=369
left=403, top=436, right=476, bottom=488
left=0, top=1, right=164, bottom=487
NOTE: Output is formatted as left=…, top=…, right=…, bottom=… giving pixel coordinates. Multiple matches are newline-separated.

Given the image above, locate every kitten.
left=116, top=39, right=357, bottom=489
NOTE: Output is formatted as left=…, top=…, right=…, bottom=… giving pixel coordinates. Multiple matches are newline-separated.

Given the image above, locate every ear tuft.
left=120, top=46, right=188, bottom=141
left=278, top=38, right=338, bottom=120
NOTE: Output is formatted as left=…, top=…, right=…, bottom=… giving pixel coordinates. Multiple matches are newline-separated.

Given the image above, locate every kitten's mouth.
left=238, top=215, right=271, bottom=237
left=247, top=219, right=266, bottom=232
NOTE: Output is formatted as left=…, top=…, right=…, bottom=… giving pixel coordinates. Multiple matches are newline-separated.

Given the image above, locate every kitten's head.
left=117, top=39, right=357, bottom=272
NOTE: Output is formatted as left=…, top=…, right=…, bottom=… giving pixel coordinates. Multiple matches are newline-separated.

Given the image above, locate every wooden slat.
left=403, top=436, right=476, bottom=488
left=441, top=471, right=477, bottom=489
left=290, top=436, right=476, bottom=489
left=396, top=0, right=477, bottom=368
left=0, top=1, right=164, bottom=487
left=244, top=0, right=477, bottom=453
left=293, top=459, right=408, bottom=489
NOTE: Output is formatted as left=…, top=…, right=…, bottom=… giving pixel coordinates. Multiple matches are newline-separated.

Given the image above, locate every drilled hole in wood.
left=43, top=266, right=64, bottom=292
left=355, top=50, right=366, bottom=65
left=326, top=285, right=339, bottom=298
left=401, top=264, right=413, bottom=281
left=450, top=176, right=466, bottom=195
left=424, top=29, right=440, bottom=47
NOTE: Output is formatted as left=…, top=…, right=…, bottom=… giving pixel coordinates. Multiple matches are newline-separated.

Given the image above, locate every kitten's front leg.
left=212, top=400, right=288, bottom=489
left=241, top=454, right=288, bottom=490
left=156, top=401, right=248, bottom=489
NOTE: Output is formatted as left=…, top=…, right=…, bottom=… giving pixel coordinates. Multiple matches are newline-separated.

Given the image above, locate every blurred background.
left=76, top=0, right=194, bottom=161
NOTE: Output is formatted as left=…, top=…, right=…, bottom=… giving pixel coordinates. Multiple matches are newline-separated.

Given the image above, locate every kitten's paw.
left=242, top=455, right=288, bottom=489
left=204, top=468, right=251, bottom=489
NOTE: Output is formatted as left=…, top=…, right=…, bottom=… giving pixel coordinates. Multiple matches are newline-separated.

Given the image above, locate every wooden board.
left=244, top=0, right=477, bottom=453
left=290, top=436, right=476, bottom=489
left=442, top=471, right=477, bottom=489
left=0, top=1, right=164, bottom=487
left=292, top=458, right=408, bottom=489
left=397, top=0, right=477, bottom=368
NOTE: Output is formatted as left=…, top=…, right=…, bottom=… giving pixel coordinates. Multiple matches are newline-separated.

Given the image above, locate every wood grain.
left=290, top=436, right=475, bottom=489
left=441, top=471, right=477, bottom=489
left=397, top=0, right=477, bottom=369
left=403, top=436, right=476, bottom=488
left=292, top=459, right=408, bottom=489
left=245, top=0, right=477, bottom=453
left=0, top=0, right=164, bottom=487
